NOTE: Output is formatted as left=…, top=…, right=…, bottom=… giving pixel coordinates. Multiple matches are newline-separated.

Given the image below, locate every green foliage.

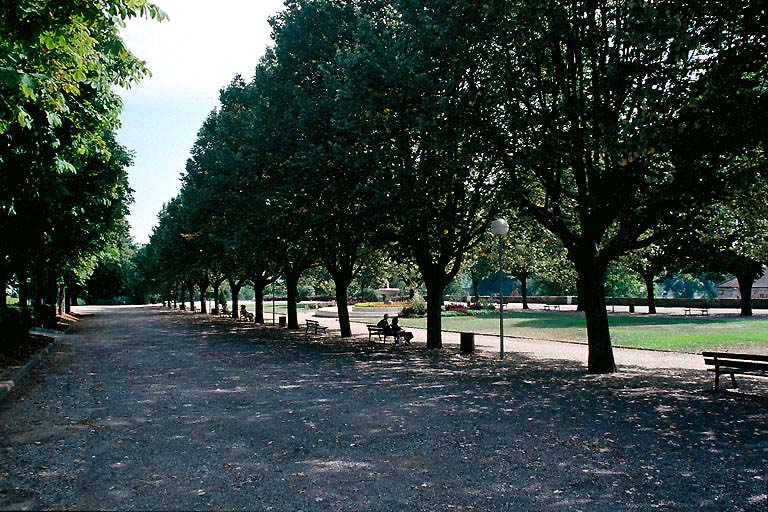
left=0, top=306, right=30, bottom=355
left=605, top=265, right=644, bottom=298
left=410, top=292, right=427, bottom=316
left=130, top=0, right=766, bottom=368
left=32, top=303, right=56, bottom=329
left=659, top=273, right=723, bottom=299
left=0, top=1, right=163, bottom=309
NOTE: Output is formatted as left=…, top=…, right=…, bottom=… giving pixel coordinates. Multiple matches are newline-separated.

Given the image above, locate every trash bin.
left=460, top=332, right=475, bottom=354
left=279, top=316, right=287, bottom=327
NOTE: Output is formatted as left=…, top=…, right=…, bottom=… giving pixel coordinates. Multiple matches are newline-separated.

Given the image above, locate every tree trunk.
left=33, top=268, right=43, bottom=307
left=211, top=279, right=224, bottom=314
left=574, top=256, right=616, bottom=373
left=0, top=259, right=8, bottom=307
left=736, top=272, right=754, bottom=317
left=67, top=283, right=78, bottom=312
left=335, top=279, right=353, bottom=338
left=44, top=272, right=57, bottom=307
left=251, top=277, right=270, bottom=324
left=229, top=279, right=243, bottom=319
left=57, top=284, right=65, bottom=315
left=424, top=280, right=445, bottom=349
left=198, top=279, right=210, bottom=314
left=254, top=285, right=265, bottom=323
left=575, top=273, right=584, bottom=311
left=180, top=285, right=187, bottom=310
left=520, top=270, right=529, bottom=310
left=472, top=278, right=480, bottom=303
left=286, top=272, right=300, bottom=329
left=18, top=272, right=29, bottom=309
left=188, top=283, right=196, bottom=312
left=644, top=272, right=657, bottom=314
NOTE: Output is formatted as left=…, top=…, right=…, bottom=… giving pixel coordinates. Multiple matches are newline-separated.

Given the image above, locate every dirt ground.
left=0, top=305, right=766, bottom=511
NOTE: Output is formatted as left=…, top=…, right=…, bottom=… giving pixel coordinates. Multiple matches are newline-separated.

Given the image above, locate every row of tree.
left=0, top=1, right=165, bottom=319
left=140, top=0, right=766, bottom=373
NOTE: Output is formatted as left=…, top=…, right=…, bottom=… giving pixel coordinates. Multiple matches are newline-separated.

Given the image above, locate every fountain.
left=378, top=283, right=400, bottom=304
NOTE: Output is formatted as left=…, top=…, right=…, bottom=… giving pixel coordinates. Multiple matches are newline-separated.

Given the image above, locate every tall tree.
left=483, top=0, right=767, bottom=372
left=351, top=1, right=507, bottom=348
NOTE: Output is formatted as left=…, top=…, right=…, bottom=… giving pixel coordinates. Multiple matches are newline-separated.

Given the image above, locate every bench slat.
left=704, top=359, right=768, bottom=372
left=702, top=352, right=768, bottom=363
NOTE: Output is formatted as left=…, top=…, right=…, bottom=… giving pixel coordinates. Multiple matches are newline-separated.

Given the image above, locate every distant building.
left=716, top=272, right=768, bottom=299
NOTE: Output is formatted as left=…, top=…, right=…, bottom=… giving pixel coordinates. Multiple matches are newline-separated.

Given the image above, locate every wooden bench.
left=305, top=319, right=329, bottom=338
left=702, top=351, right=768, bottom=391
left=543, top=304, right=560, bottom=311
left=366, top=324, right=395, bottom=344
left=684, top=307, right=709, bottom=316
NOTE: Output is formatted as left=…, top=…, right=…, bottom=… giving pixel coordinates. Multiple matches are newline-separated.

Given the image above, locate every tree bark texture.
left=286, top=272, right=300, bottom=329
left=18, top=274, right=29, bottom=309
left=252, top=277, right=269, bottom=323
left=187, top=284, right=196, bottom=312
left=644, top=273, right=657, bottom=314
left=736, top=273, right=754, bottom=317
left=574, top=255, right=616, bottom=373
left=229, top=280, right=243, bottom=319
left=212, top=283, right=220, bottom=314
left=254, top=286, right=265, bottom=323
left=198, top=279, right=209, bottom=314
left=335, top=282, right=352, bottom=338
left=425, top=282, right=444, bottom=349
left=519, top=270, right=529, bottom=310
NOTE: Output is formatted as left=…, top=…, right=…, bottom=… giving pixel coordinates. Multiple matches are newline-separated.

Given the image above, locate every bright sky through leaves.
left=117, top=0, right=284, bottom=244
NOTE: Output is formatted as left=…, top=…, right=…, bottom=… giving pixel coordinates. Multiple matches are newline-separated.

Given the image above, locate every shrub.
left=33, top=303, right=57, bottom=328
left=0, top=306, right=29, bottom=355
left=411, top=292, right=427, bottom=316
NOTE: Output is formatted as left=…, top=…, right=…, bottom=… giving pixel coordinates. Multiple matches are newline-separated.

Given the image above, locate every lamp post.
left=490, top=218, right=509, bottom=359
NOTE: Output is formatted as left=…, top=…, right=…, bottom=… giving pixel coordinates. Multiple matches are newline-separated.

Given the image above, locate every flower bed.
left=355, top=302, right=412, bottom=308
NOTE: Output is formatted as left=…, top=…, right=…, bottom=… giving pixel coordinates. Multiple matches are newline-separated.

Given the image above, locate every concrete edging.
left=0, top=337, right=57, bottom=402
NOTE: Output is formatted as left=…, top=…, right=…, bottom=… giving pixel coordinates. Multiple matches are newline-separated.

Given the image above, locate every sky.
left=117, top=0, right=285, bottom=244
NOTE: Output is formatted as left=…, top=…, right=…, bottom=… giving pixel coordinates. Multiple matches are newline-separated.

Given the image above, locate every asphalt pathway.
left=0, top=306, right=766, bottom=511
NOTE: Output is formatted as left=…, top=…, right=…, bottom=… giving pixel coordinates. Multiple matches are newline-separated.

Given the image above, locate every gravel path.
left=1, top=305, right=766, bottom=511
left=300, top=312, right=706, bottom=371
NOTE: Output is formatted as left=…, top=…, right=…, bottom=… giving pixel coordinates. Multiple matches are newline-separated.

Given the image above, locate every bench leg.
left=730, top=372, right=738, bottom=388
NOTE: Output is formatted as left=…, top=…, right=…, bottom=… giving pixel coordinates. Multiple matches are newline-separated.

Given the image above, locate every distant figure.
left=239, top=304, right=254, bottom=322
left=377, top=314, right=394, bottom=338
left=391, top=317, right=413, bottom=345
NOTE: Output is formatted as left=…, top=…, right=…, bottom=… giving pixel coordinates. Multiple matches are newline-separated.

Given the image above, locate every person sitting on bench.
left=376, top=314, right=395, bottom=339
left=239, top=304, right=253, bottom=321
left=391, top=317, right=413, bottom=345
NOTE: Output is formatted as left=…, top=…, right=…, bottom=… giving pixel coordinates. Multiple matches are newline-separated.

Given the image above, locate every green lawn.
left=396, top=311, right=768, bottom=353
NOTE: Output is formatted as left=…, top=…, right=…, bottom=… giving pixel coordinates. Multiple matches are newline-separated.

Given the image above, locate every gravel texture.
left=0, top=305, right=766, bottom=511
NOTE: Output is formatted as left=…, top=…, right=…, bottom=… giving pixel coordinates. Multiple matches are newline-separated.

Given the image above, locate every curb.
left=0, top=337, right=57, bottom=403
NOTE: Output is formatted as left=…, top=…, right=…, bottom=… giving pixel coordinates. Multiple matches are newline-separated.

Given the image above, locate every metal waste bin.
left=460, top=332, right=475, bottom=354
left=279, top=316, right=287, bottom=327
